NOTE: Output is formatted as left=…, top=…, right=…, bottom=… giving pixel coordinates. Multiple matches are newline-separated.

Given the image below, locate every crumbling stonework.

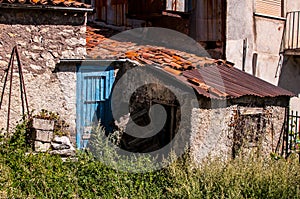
left=112, top=61, right=288, bottom=162
left=190, top=105, right=286, bottom=164
left=0, top=8, right=87, bottom=139
left=112, top=61, right=195, bottom=153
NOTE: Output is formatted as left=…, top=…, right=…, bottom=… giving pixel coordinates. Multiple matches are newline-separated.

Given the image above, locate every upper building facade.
left=89, top=0, right=300, bottom=110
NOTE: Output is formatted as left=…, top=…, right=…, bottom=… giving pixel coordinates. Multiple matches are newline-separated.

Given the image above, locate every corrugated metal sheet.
left=255, top=0, right=282, bottom=17
left=182, top=65, right=295, bottom=99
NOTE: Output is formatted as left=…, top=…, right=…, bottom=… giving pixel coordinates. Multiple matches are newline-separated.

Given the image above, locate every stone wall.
left=0, top=8, right=87, bottom=139
left=190, top=105, right=286, bottom=164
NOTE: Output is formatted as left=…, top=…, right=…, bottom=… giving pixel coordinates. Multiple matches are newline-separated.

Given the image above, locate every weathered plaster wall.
left=190, top=106, right=234, bottom=163
left=0, top=8, right=86, bottom=138
left=190, top=106, right=285, bottom=164
left=253, top=17, right=284, bottom=85
left=55, top=63, right=78, bottom=142
left=225, top=0, right=300, bottom=85
left=226, top=0, right=254, bottom=73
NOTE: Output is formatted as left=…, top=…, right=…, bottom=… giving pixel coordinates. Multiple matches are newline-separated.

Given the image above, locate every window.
left=255, top=0, right=284, bottom=17
left=166, top=0, right=195, bottom=13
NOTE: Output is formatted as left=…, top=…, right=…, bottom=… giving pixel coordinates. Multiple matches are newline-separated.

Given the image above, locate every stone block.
left=0, top=60, right=8, bottom=68
left=32, top=118, right=54, bottom=131
left=34, top=141, right=51, bottom=152
left=49, top=149, right=76, bottom=157
left=34, top=130, right=54, bottom=142
left=32, top=118, right=54, bottom=142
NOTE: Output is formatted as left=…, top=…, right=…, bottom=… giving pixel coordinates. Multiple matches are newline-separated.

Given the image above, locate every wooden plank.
left=239, top=107, right=264, bottom=115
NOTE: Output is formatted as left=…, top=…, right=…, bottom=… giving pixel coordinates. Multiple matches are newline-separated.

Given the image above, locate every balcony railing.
left=280, top=11, right=300, bottom=55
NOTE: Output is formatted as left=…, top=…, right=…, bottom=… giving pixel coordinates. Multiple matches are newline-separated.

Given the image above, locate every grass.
left=0, top=121, right=299, bottom=198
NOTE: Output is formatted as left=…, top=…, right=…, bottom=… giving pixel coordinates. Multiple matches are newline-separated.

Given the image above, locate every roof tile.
left=0, top=0, right=91, bottom=8
left=85, top=25, right=295, bottom=100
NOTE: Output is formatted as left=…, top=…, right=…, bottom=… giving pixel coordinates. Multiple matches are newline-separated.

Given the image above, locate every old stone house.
left=0, top=1, right=92, bottom=135
left=86, top=0, right=300, bottom=156
left=0, top=0, right=296, bottom=160
left=107, top=49, right=293, bottom=162
left=84, top=27, right=294, bottom=160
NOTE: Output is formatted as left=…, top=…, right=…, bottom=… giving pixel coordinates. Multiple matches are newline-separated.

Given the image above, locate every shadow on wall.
left=278, top=56, right=300, bottom=95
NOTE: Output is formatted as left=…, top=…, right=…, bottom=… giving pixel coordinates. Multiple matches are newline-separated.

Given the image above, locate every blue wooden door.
left=76, top=63, right=115, bottom=149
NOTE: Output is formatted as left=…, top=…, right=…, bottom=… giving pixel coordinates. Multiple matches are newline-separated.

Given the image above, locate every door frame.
left=76, top=61, right=115, bottom=149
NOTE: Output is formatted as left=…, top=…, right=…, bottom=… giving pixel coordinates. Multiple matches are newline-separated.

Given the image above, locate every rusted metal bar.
left=0, top=47, right=15, bottom=110
left=15, top=47, right=25, bottom=116
left=0, top=46, right=30, bottom=131
left=285, top=108, right=290, bottom=157
left=7, top=49, right=15, bottom=132
left=15, top=46, right=29, bottom=116
left=276, top=115, right=284, bottom=155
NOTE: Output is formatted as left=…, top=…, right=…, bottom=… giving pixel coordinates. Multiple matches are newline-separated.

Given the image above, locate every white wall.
left=226, top=0, right=287, bottom=85
left=226, top=0, right=300, bottom=111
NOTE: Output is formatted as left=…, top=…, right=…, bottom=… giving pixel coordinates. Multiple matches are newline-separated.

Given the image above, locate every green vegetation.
left=0, top=120, right=300, bottom=198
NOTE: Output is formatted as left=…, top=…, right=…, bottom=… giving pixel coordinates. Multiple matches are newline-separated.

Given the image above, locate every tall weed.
left=0, top=121, right=299, bottom=198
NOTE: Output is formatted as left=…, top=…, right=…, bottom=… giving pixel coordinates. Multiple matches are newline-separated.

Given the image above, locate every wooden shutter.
left=255, top=0, right=282, bottom=17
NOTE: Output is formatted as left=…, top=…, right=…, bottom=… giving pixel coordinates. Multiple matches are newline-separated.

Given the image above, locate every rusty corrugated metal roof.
left=182, top=65, right=295, bottom=99
left=0, top=0, right=91, bottom=8
left=85, top=25, right=294, bottom=100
